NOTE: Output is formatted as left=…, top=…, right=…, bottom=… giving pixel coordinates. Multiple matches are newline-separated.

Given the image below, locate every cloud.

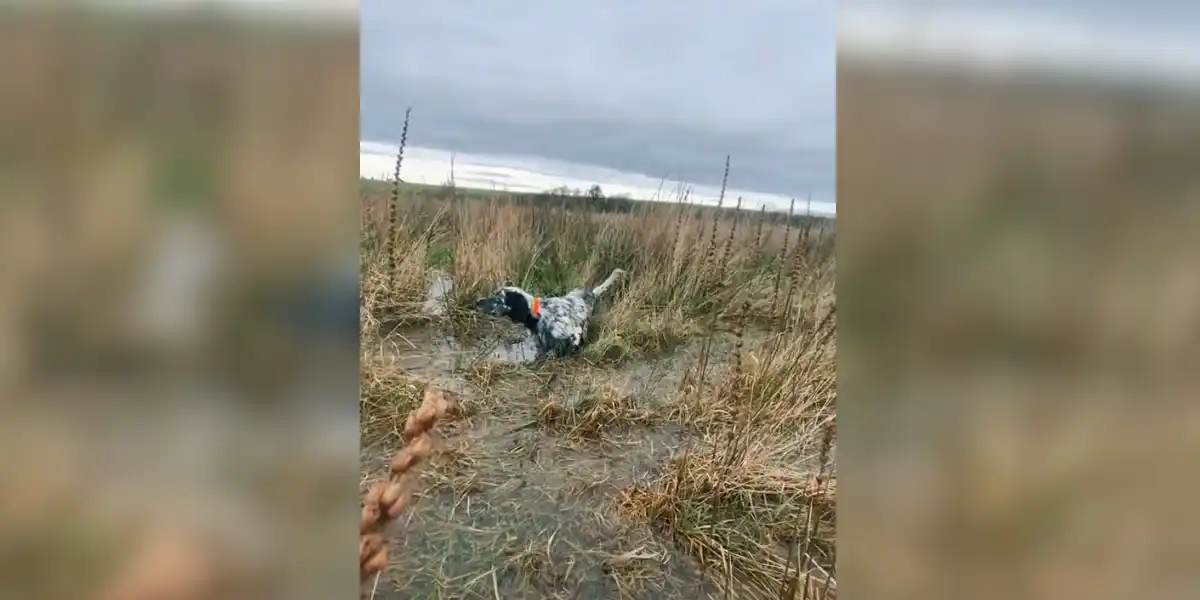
left=360, top=0, right=837, bottom=203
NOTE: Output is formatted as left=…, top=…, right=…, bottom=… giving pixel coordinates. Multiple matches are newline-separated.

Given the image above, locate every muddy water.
left=363, top=272, right=755, bottom=599
left=382, top=325, right=536, bottom=375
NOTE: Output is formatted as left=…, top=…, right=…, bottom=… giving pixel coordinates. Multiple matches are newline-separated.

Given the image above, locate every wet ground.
left=361, top=272, right=749, bottom=599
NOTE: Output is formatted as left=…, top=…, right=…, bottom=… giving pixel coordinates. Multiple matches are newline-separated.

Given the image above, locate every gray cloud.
left=361, top=0, right=837, bottom=202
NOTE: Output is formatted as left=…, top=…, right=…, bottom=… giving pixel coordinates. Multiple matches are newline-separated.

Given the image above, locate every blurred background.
left=839, top=1, right=1199, bottom=599
left=0, top=2, right=358, bottom=599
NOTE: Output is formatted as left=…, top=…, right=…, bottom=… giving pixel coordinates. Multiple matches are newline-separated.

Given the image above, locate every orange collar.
left=531, top=297, right=541, bottom=318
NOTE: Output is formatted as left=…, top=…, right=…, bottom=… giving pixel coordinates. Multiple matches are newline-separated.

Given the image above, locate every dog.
left=474, top=268, right=627, bottom=359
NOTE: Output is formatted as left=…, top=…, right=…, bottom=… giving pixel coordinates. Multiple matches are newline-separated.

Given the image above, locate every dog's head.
left=474, top=285, right=537, bottom=325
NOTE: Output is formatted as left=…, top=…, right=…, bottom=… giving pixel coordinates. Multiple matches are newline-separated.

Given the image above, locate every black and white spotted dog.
left=474, top=269, right=628, bottom=358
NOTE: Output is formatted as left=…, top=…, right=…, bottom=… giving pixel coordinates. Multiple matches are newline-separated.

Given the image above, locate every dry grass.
left=621, top=315, right=838, bottom=599
left=360, top=197, right=448, bottom=333
left=361, top=180, right=833, bottom=361
left=536, top=382, right=662, bottom=441
left=459, top=357, right=530, bottom=388
left=361, top=147, right=835, bottom=598
left=359, top=351, right=426, bottom=446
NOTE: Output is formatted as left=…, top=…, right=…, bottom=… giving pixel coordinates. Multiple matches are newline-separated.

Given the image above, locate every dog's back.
left=535, top=294, right=589, bottom=356
left=535, top=268, right=627, bottom=357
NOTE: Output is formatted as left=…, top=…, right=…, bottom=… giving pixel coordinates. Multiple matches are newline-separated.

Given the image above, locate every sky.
left=360, top=1, right=838, bottom=211
left=357, top=0, right=1197, bottom=216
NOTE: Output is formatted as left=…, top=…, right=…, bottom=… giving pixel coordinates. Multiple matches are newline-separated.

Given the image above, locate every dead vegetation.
left=361, top=136, right=835, bottom=598
left=622, top=318, right=838, bottom=599
left=361, top=167, right=833, bottom=364
left=359, top=352, right=425, bottom=446
left=536, top=383, right=662, bottom=441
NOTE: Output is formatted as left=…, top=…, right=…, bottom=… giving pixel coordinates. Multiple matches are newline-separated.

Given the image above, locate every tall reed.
left=769, top=198, right=797, bottom=324
left=387, top=107, right=412, bottom=287
left=753, top=205, right=767, bottom=257
left=718, top=196, right=744, bottom=291
left=701, top=155, right=731, bottom=283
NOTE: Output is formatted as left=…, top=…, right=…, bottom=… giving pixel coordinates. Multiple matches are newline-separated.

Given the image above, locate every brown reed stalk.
left=718, top=196, right=743, bottom=289
left=446, top=150, right=458, bottom=204
left=752, top=204, right=767, bottom=256
left=733, top=299, right=750, bottom=377
left=782, top=209, right=810, bottom=331
left=792, top=199, right=817, bottom=331
left=796, top=195, right=814, bottom=264
left=701, top=156, right=731, bottom=279
left=780, top=535, right=799, bottom=600
left=694, top=270, right=728, bottom=390
left=713, top=302, right=759, bottom=503
left=693, top=158, right=732, bottom=387
left=359, top=385, right=456, bottom=583
left=785, top=302, right=838, bottom=398
left=812, top=220, right=829, bottom=264
left=388, top=107, right=412, bottom=286
left=768, top=198, right=796, bottom=329
left=816, top=302, right=837, bottom=340
left=667, top=185, right=689, bottom=277
left=799, top=418, right=836, bottom=600
left=672, top=187, right=688, bottom=243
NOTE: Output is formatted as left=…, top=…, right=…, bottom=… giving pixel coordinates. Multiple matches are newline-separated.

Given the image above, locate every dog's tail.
left=591, top=268, right=627, bottom=298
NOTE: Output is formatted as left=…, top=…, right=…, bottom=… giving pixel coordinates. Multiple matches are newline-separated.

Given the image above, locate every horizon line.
left=360, top=141, right=837, bottom=218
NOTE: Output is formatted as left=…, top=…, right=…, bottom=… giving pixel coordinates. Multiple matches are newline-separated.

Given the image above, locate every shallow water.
left=422, top=269, right=454, bottom=318
left=383, top=325, right=538, bottom=373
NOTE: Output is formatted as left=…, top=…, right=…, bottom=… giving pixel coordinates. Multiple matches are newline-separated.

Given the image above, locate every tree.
left=587, top=184, right=604, bottom=201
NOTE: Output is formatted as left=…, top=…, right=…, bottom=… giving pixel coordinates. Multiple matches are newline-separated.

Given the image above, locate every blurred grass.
left=839, top=52, right=1200, bottom=600
left=0, top=8, right=359, bottom=600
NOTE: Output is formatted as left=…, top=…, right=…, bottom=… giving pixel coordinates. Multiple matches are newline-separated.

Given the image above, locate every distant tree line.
left=499, top=184, right=831, bottom=227
left=369, top=178, right=832, bottom=226
left=497, top=184, right=640, bottom=214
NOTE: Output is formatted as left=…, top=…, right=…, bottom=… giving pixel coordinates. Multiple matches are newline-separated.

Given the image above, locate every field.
left=359, top=161, right=837, bottom=599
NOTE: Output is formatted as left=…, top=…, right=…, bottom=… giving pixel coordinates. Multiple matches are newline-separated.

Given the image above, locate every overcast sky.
left=360, top=1, right=837, bottom=204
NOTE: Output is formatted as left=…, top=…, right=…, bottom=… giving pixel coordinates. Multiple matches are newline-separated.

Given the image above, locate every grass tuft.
left=359, top=353, right=425, bottom=447
left=536, top=383, right=660, bottom=440
left=620, top=310, right=837, bottom=599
